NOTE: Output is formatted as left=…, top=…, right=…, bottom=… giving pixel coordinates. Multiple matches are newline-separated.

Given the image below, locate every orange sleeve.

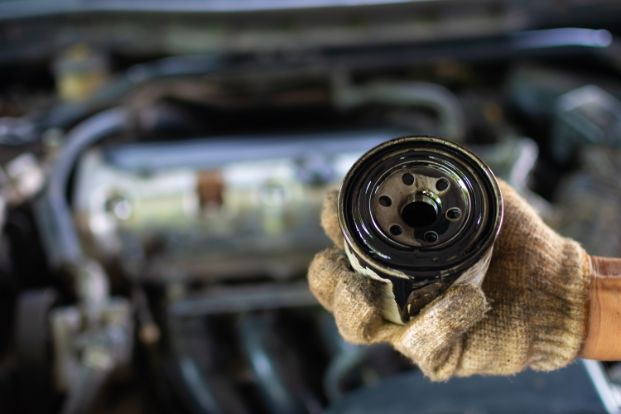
left=580, top=256, right=621, bottom=360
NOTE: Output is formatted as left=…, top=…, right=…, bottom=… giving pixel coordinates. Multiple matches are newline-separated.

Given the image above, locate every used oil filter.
left=338, top=136, right=503, bottom=324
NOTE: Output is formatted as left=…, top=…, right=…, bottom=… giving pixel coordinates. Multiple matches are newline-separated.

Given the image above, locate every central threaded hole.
left=401, top=201, right=437, bottom=228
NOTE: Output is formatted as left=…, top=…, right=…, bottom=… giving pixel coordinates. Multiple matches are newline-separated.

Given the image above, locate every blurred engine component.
left=51, top=297, right=132, bottom=414
left=553, top=85, right=621, bottom=162
left=164, top=281, right=409, bottom=414
left=71, top=131, right=392, bottom=281
left=332, top=77, right=465, bottom=141
left=54, top=45, right=110, bottom=103
left=328, top=361, right=609, bottom=414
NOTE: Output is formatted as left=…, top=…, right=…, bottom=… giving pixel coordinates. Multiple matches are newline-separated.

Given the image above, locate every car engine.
left=0, top=1, right=621, bottom=413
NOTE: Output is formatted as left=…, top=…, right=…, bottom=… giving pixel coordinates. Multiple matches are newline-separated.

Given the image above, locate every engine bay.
left=1, top=1, right=621, bottom=413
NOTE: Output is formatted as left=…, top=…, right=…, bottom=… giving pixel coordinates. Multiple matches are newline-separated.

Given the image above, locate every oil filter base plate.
left=338, top=136, right=503, bottom=324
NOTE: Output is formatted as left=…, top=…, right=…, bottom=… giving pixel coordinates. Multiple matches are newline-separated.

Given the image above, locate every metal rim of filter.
left=338, top=136, right=503, bottom=284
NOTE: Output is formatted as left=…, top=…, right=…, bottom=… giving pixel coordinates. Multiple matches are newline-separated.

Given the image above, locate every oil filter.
left=338, top=136, right=503, bottom=324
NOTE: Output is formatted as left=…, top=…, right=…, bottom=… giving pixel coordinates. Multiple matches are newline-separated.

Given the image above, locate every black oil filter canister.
left=338, top=136, right=503, bottom=324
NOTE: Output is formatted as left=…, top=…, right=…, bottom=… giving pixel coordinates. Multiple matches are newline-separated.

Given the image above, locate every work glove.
left=308, top=181, right=591, bottom=381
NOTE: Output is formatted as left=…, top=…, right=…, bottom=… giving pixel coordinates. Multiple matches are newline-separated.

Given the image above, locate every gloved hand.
left=308, top=181, right=591, bottom=381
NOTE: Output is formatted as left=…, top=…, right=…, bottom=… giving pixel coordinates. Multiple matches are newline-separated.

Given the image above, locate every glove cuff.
left=529, top=238, right=591, bottom=371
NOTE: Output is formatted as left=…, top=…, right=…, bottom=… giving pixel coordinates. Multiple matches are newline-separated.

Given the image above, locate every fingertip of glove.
left=333, top=275, right=392, bottom=344
left=321, top=189, right=345, bottom=249
left=308, top=246, right=401, bottom=344
left=307, top=247, right=350, bottom=311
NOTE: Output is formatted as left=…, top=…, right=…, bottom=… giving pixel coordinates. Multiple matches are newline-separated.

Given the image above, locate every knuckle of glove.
left=495, top=180, right=559, bottom=252
left=308, top=247, right=351, bottom=311
left=494, top=180, right=575, bottom=274
left=333, top=274, right=388, bottom=344
left=321, top=189, right=344, bottom=249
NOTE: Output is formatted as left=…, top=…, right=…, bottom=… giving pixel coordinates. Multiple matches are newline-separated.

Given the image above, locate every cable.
left=334, top=79, right=466, bottom=141
left=35, top=108, right=128, bottom=269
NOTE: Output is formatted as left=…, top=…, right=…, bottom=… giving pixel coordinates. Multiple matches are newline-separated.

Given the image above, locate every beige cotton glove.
left=308, top=180, right=592, bottom=381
